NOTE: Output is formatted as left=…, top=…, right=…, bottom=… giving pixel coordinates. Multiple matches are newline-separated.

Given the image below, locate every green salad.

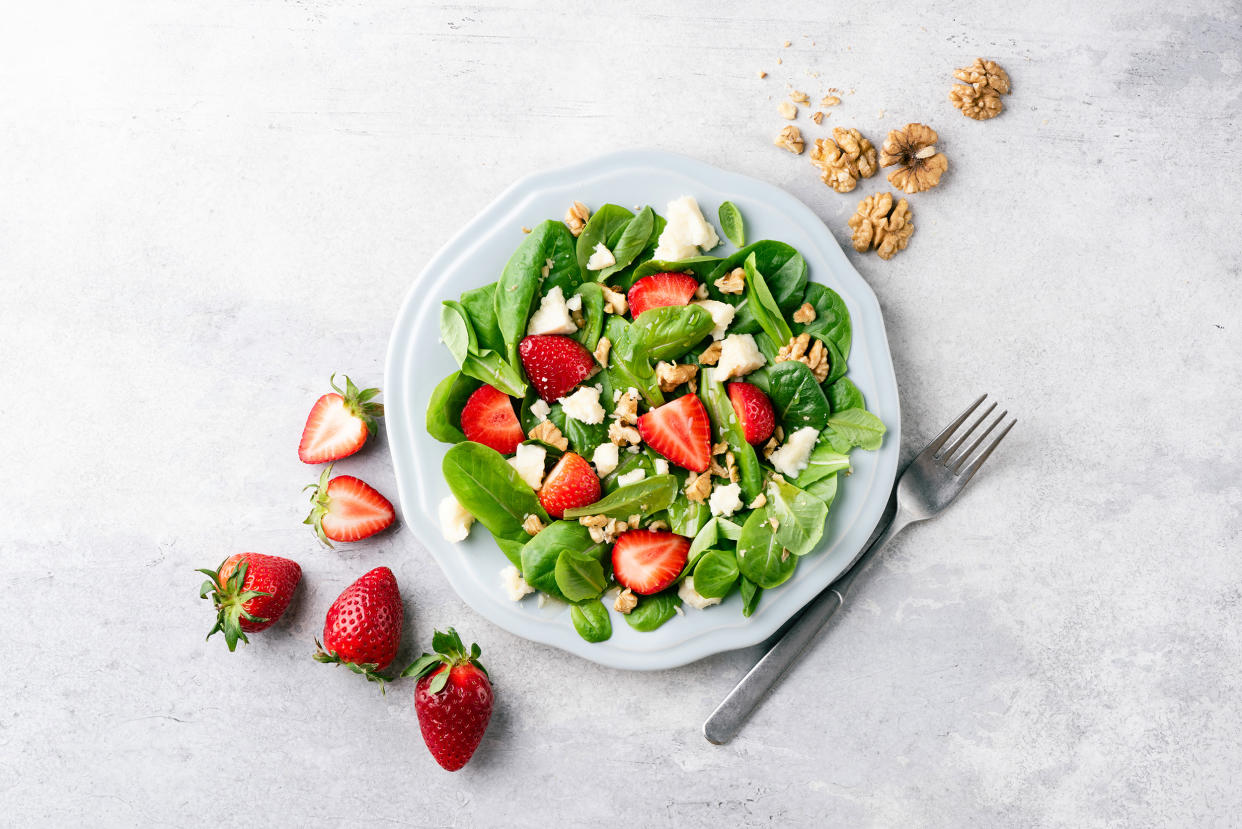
left=429, top=195, right=885, bottom=644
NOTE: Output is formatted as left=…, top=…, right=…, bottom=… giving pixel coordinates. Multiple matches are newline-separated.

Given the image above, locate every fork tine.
left=951, top=409, right=1006, bottom=472
left=958, top=418, right=1016, bottom=481
left=938, top=401, right=996, bottom=461
left=925, top=394, right=987, bottom=456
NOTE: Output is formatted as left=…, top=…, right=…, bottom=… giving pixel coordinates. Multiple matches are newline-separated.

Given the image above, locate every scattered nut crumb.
left=809, top=127, right=878, bottom=194
left=880, top=123, right=948, bottom=193
left=570, top=308, right=585, bottom=329
left=811, top=111, right=825, bottom=125
left=711, top=442, right=729, bottom=456
left=684, top=471, right=713, bottom=502
left=521, top=226, right=532, bottom=234
left=699, top=341, right=723, bottom=366
left=614, top=588, right=637, bottom=614
left=790, top=90, right=810, bottom=104
left=774, top=125, right=805, bottom=155
left=600, top=284, right=628, bottom=315
left=783, top=40, right=791, bottom=47
left=647, top=519, right=669, bottom=532
left=608, top=421, right=641, bottom=446
left=775, top=333, right=829, bottom=382
left=792, top=302, right=817, bottom=324
left=777, top=57, right=782, bottom=65
left=748, top=493, right=767, bottom=509
left=768, top=517, right=781, bottom=532
left=726, top=451, right=739, bottom=483
left=714, top=268, right=746, bottom=294
left=612, top=390, right=638, bottom=425
left=778, top=101, right=798, bottom=120
left=564, top=201, right=590, bottom=237
left=580, top=514, right=629, bottom=544
left=775, top=426, right=784, bottom=441
left=758, top=70, right=768, bottom=79
left=593, top=336, right=611, bottom=367
left=528, top=420, right=569, bottom=451
left=820, top=95, right=841, bottom=107
left=522, top=514, right=546, bottom=535
left=949, top=83, right=1003, bottom=120
left=763, top=436, right=779, bottom=459
left=656, top=361, right=699, bottom=392
left=847, top=192, right=914, bottom=260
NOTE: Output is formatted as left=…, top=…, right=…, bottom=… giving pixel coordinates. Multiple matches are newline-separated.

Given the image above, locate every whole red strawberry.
left=198, top=553, right=302, bottom=651
left=518, top=335, right=596, bottom=402
left=727, top=381, right=776, bottom=446
left=314, top=566, right=404, bottom=686
left=298, top=375, right=384, bottom=464
left=403, top=628, right=494, bottom=771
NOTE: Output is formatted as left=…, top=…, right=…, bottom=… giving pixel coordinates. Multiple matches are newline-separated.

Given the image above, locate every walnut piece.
left=954, top=58, right=1011, bottom=95
left=774, top=125, right=805, bottom=155
left=684, top=471, right=713, bottom=503
left=775, top=333, right=829, bottom=382
left=613, top=390, right=638, bottom=425
left=656, top=361, right=699, bottom=392
left=757, top=70, right=767, bottom=79
left=949, top=83, right=1003, bottom=121
left=593, top=336, right=611, bottom=367
left=821, top=95, right=841, bottom=107
left=879, top=123, right=948, bottom=193
left=714, top=268, right=746, bottom=294
left=528, top=420, right=569, bottom=451
left=614, top=588, right=637, bottom=614
left=762, top=436, right=779, bottom=459
left=790, top=90, right=810, bottom=104
left=522, top=514, right=546, bottom=535
left=778, top=101, right=798, bottom=120
left=748, top=493, right=767, bottom=509
left=608, top=421, right=641, bottom=446
left=565, top=201, right=590, bottom=237
left=698, top=341, right=723, bottom=366
left=726, top=450, right=739, bottom=483
left=600, top=284, right=628, bottom=315
left=847, top=192, right=914, bottom=260
left=711, top=441, right=728, bottom=456
left=809, top=127, right=878, bottom=193
left=810, top=111, right=825, bottom=125
left=580, top=515, right=628, bottom=544
left=792, top=302, right=817, bottom=324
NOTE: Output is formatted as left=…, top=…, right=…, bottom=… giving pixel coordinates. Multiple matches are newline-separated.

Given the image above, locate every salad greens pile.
left=428, top=198, right=886, bottom=644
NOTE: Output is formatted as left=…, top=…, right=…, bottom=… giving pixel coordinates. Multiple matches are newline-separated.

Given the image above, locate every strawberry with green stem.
left=313, top=566, right=404, bottom=689
left=298, top=374, right=384, bottom=464
left=197, top=553, right=302, bottom=651
left=403, top=628, right=494, bottom=771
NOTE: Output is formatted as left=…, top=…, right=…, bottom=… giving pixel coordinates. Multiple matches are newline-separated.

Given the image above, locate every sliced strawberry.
left=460, top=385, right=524, bottom=454
left=298, top=375, right=384, bottom=464
left=518, top=335, right=597, bottom=403
left=538, top=452, right=601, bottom=519
left=636, top=393, right=712, bottom=472
left=611, top=530, right=690, bottom=595
left=727, top=381, right=776, bottom=446
left=305, top=465, right=396, bottom=546
left=627, top=272, right=701, bottom=318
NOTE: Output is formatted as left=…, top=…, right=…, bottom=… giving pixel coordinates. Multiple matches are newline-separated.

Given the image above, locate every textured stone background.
left=3, top=1, right=1240, bottom=826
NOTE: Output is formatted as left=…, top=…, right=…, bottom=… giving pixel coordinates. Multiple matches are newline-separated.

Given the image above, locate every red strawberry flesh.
left=538, top=451, right=600, bottom=519
left=611, top=529, right=690, bottom=595
left=518, top=335, right=597, bottom=402
left=636, top=393, right=712, bottom=472
left=627, top=272, right=700, bottom=319
left=461, top=385, right=524, bottom=454
left=727, top=381, right=776, bottom=446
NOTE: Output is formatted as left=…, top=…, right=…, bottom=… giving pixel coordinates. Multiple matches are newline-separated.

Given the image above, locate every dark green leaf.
left=624, top=592, right=682, bottom=632
left=597, top=206, right=655, bottom=279
left=718, top=201, right=745, bottom=247
left=743, top=253, right=793, bottom=346
left=461, top=348, right=526, bottom=398
left=562, top=474, right=678, bottom=519
left=796, top=282, right=851, bottom=358
left=668, top=493, right=711, bottom=538
left=460, top=283, right=506, bottom=355
left=520, top=521, right=607, bottom=601
left=802, top=473, right=839, bottom=509
left=631, top=256, right=722, bottom=282
left=736, top=507, right=797, bottom=589
left=576, top=204, right=635, bottom=274
left=740, top=577, right=762, bottom=617
left=426, top=371, right=480, bottom=444
left=700, top=367, right=763, bottom=503
left=692, top=548, right=740, bottom=598
left=439, top=301, right=475, bottom=366
left=793, top=440, right=851, bottom=488
left=571, top=282, right=606, bottom=351
left=443, top=441, right=547, bottom=542
left=570, top=599, right=612, bottom=643
left=680, top=517, right=719, bottom=581
left=707, top=241, right=808, bottom=333
left=767, top=361, right=832, bottom=432
left=496, top=221, right=579, bottom=367
left=554, top=551, right=608, bottom=601
left=827, top=377, right=865, bottom=412
left=495, top=536, right=525, bottom=569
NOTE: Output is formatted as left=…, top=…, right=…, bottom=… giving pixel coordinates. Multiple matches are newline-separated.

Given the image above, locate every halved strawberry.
left=518, top=335, right=597, bottom=403
left=298, top=375, right=384, bottom=464
left=461, top=385, right=524, bottom=454
left=727, top=381, right=776, bottom=446
left=305, top=465, right=396, bottom=547
left=636, top=393, right=712, bottom=472
left=612, top=530, right=690, bottom=595
left=538, top=452, right=601, bottom=519
left=627, top=272, right=700, bottom=318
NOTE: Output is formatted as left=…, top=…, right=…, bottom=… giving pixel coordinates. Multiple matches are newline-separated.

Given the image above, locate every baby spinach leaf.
left=716, top=516, right=743, bottom=541
left=601, top=451, right=654, bottom=493
left=460, top=283, right=505, bottom=355
left=819, top=333, right=848, bottom=384
left=426, top=371, right=480, bottom=444
left=570, top=599, right=612, bottom=643
left=794, top=440, right=851, bottom=488
left=718, top=201, right=745, bottom=247
left=827, top=377, right=865, bottom=412
left=825, top=408, right=887, bottom=451
left=740, top=577, right=762, bottom=617
left=766, top=478, right=828, bottom=556
left=540, top=222, right=584, bottom=296
left=743, top=253, right=793, bottom=346
left=623, top=305, right=715, bottom=363
left=443, top=441, right=547, bottom=542
left=767, top=361, right=831, bottom=432
left=708, top=241, right=808, bottom=332
left=803, top=473, right=838, bottom=509
left=440, top=301, right=476, bottom=365
left=571, top=282, right=606, bottom=351
left=520, top=521, right=606, bottom=600
left=625, top=592, right=682, bottom=632
left=576, top=204, right=635, bottom=274
left=668, top=493, right=711, bottom=538
left=700, top=367, right=763, bottom=503
left=680, top=517, right=719, bottom=580
left=563, top=474, right=678, bottom=519
left=462, top=349, right=527, bottom=398
left=495, top=221, right=578, bottom=367
left=554, top=551, right=608, bottom=602
left=495, top=536, right=525, bottom=569
left=736, top=507, right=797, bottom=589
left=597, top=206, right=654, bottom=279
left=693, top=548, right=740, bottom=598
left=797, top=282, right=851, bottom=358
left=631, top=256, right=722, bottom=282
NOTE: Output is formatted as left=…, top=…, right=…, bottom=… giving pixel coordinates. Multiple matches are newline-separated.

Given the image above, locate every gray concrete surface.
left=2, top=1, right=1240, bottom=826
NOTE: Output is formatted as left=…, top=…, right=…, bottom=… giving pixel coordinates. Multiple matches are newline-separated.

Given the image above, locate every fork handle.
left=702, top=509, right=912, bottom=745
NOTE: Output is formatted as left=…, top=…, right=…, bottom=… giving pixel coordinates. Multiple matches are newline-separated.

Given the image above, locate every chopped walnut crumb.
left=593, top=336, right=611, bottom=367
left=647, top=519, right=669, bottom=532
left=726, top=451, right=739, bottom=483
left=809, top=127, right=878, bottom=193
left=758, top=70, right=768, bottom=79
left=748, top=493, right=767, bottom=509
left=614, top=588, right=637, bottom=614
left=954, top=57, right=1011, bottom=95
left=608, top=421, right=641, bottom=446
left=711, top=442, right=728, bottom=456
left=949, top=83, right=1003, bottom=121
left=600, top=284, right=628, bottom=315
left=774, top=125, right=805, bottom=155
left=774, top=426, right=785, bottom=441
left=763, top=436, right=779, bottom=459
left=694, top=282, right=709, bottom=299
left=783, top=40, right=791, bottom=47
left=710, top=457, right=729, bottom=478
left=521, top=226, right=532, bottom=234
left=821, top=95, right=841, bottom=107
left=564, top=201, right=590, bottom=237
left=811, top=111, right=825, bottom=125
left=880, top=123, right=948, bottom=193
left=698, top=341, right=723, bottom=366
left=522, top=514, right=546, bottom=535
left=570, top=308, right=585, bottom=329
left=656, top=361, right=699, bottom=392
left=684, top=471, right=713, bottom=502
left=847, top=191, right=914, bottom=260
left=613, top=390, right=638, bottom=425
left=776, top=333, right=829, bottom=382
left=579, top=514, right=628, bottom=544
left=778, top=101, right=798, bottom=120
left=790, top=90, right=810, bottom=104
left=714, top=268, right=746, bottom=294
left=528, top=419, right=568, bottom=451
left=792, top=302, right=817, bottom=324
left=768, top=517, right=781, bottom=532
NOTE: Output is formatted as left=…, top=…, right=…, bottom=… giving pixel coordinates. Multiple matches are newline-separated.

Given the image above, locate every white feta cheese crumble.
left=529, top=398, right=551, bottom=422
left=592, top=442, right=620, bottom=476
left=586, top=242, right=616, bottom=271
left=709, top=482, right=743, bottom=517
left=678, top=576, right=722, bottom=609
left=769, top=427, right=820, bottom=478
left=507, top=442, right=547, bottom=490
left=526, top=285, right=578, bottom=336
left=616, top=468, right=647, bottom=487
left=438, top=496, right=475, bottom=542
left=653, top=458, right=669, bottom=476
left=565, top=293, right=582, bottom=312
left=500, top=565, right=535, bottom=601
left=559, top=386, right=605, bottom=424
left=716, top=333, right=766, bottom=380
left=692, top=299, right=736, bottom=340
left=653, top=196, right=720, bottom=261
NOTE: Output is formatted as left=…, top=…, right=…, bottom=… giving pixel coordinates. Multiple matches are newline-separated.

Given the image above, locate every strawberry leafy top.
left=332, top=374, right=384, bottom=436
left=401, top=628, right=488, bottom=694
left=197, top=559, right=271, bottom=652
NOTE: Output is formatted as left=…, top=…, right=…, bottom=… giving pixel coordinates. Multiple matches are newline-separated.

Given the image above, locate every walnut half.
left=809, top=127, right=878, bottom=193
left=565, top=201, right=590, bottom=236
left=954, top=57, right=1011, bottom=95
left=847, top=192, right=914, bottom=260
left=879, top=123, right=948, bottom=194
left=774, top=125, right=805, bottom=155
left=949, top=83, right=1003, bottom=121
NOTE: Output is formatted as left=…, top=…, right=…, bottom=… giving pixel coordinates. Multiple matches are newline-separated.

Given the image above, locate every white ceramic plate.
left=385, top=149, right=900, bottom=670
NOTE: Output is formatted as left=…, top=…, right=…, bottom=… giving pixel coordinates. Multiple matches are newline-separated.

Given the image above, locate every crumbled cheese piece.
left=652, top=196, right=720, bottom=261
left=529, top=398, right=551, bottom=422
left=500, top=565, right=535, bottom=601
left=559, top=386, right=605, bottom=424
left=507, top=443, right=547, bottom=490
left=708, top=482, right=743, bottom=517
left=653, top=459, right=669, bottom=476
left=586, top=242, right=616, bottom=271
left=616, top=468, right=647, bottom=487
left=438, top=496, right=474, bottom=542
left=565, top=293, right=583, bottom=312
left=692, top=299, right=736, bottom=340
left=716, top=333, right=766, bottom=380
left=592, top=442, right=619, bottom=477
left=678, top=576, right=722, bottom=609
left=526, top=285, right=577, bottom=336
left=769, top=427, right=820, bottom=478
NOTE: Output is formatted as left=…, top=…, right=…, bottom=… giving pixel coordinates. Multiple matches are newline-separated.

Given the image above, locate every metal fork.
left=702, top=394, right=1016, bottom=745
